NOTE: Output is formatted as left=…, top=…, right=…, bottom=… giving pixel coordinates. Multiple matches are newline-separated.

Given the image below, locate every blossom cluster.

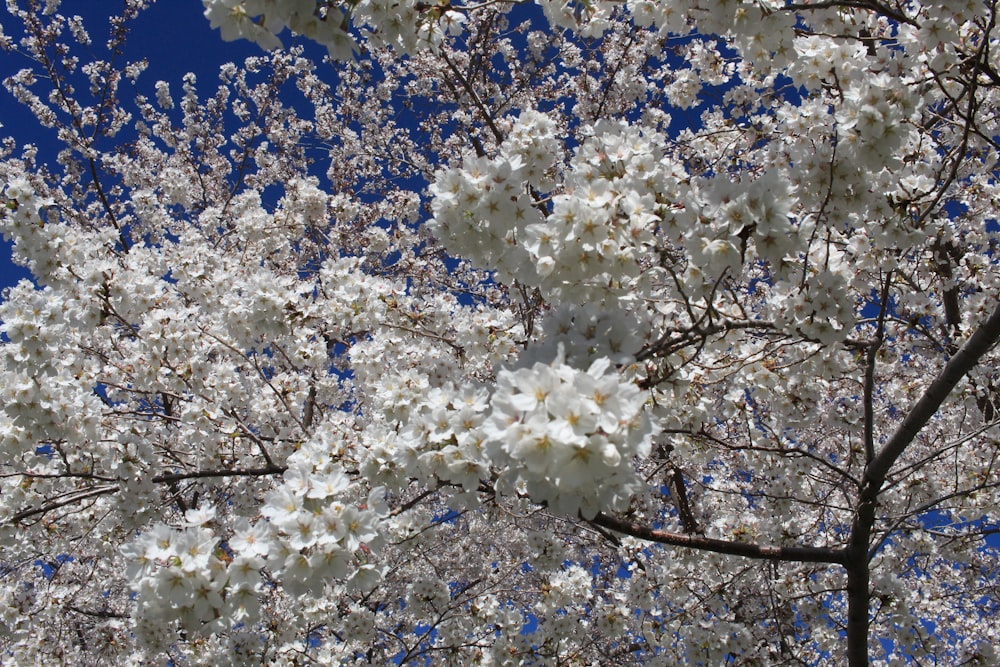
left=526, top=120, right=665, bottom=305
left=429, top=111, right=551, bottom=286
left=389, top=382, right=492, bottom=494
left=256, top=445, right=388, bottom=599
left=121, top=429, right=388, bottom=647
left=122, top=519, right=238, bottom=650
left=484, top=344, right=654, bottom=519
left=432, top=113, right=667, bottom=309
left=203, top=0, right=468, bottom=59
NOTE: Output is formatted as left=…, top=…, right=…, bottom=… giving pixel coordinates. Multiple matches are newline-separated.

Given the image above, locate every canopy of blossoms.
left=1, top=0, right=999, bottom=665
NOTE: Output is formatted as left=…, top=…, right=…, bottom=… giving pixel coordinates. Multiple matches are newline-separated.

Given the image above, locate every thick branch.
left=865, top=302, right=1000, bottom=492
left=780, top=0, right=918, bottom=26
left=6, top=466, right=288, bottom=525
left=591, top=513, right=846, bottom=564
left=6, top=485, right=118, bottom=524
left=665, top=467, right=701, bottom=534
left=847, top=300, right=1000, bottom=667
left=863, top=272, right=893, bottom=463
left=65, top=605, right=129, bottom=620
left=151, top=466, right=287, bottom=484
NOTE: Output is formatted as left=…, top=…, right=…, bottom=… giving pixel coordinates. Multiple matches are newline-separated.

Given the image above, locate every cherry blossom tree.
left=2, top=0, right=1000, bottom=664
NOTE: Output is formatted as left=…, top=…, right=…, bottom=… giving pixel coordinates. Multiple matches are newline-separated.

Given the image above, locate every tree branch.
left=6, top=485, right=118, bottom=524
left=864, top=272, right=893, bottom=463
left=150, top=466, right=287, bottom=484
left=591, top=512, right=846, bottom=564
left=865, top=302, right=1000, bottom=492
left=846, top=300, right=1000, bottom=667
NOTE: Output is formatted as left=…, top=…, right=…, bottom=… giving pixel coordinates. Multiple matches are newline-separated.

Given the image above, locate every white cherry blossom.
left=2, top=0, right=1000, bottom=665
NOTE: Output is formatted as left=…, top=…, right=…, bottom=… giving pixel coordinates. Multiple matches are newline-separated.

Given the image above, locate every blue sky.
left=1, top=1, right=265, bottom=291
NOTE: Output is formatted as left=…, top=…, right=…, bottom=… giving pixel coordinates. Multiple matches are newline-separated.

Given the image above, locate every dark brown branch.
left=863, top=301, right=1000, bottom=500
left=871, top=478, right=1000, bottom=558
left=439, top=49, right=505, bottom=145
left=780, top=0, right=918, bottom=27
left=392, top=486, right=441, bottom=517
left=303, top=384, right=317, bottom=431
left=591, top=512, right=846, bottom=565
left=933, top=236, right=963, bottom=332
left=863, top=272, right=893, bottom=463
left=846, top=299, right=1000, bottom=667
left=151, top=466, right=287, bottom=484
left=64, top=605, right=129, bottom=620
left=6, top=485, right=118, bottom=524
left=637, top=319, right=778, bottom=363
left=7, top=464, right=289, bottom=524
left=666, top=466, right=701, bottom=534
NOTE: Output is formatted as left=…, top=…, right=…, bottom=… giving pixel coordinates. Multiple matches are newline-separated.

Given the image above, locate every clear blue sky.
left=1, top=1, right=263, bottom=291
